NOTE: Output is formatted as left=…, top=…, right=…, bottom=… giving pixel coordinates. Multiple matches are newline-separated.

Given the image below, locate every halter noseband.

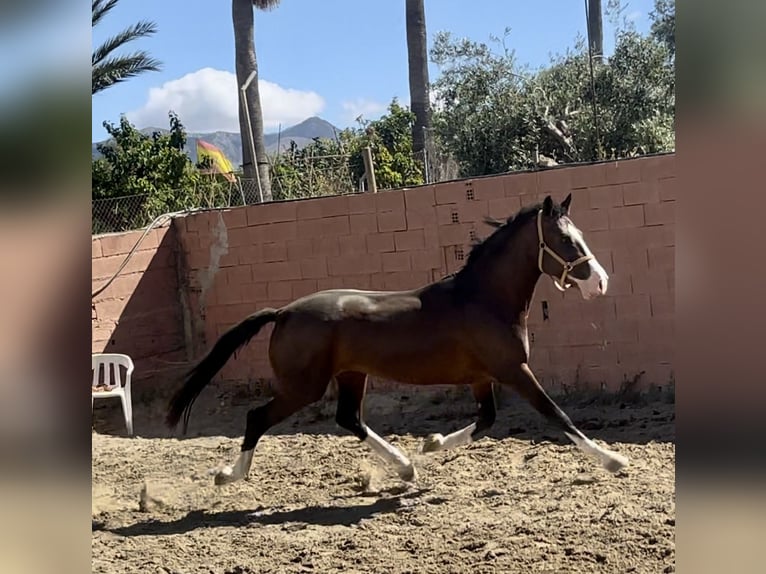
left=536, top=209, right=593, bottom=292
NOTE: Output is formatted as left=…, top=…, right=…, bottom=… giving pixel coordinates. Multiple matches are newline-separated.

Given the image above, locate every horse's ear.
left=561, top=193, right=572, bottom=214
left=543, top=195, right=554, bottom=216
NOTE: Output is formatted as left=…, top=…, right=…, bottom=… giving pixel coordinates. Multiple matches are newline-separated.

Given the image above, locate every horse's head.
left=537, top=194, right=608, bottom=300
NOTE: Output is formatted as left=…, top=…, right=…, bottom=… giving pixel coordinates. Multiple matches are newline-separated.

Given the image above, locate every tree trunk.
left=405, top=0, right=431, bottom=161
left=232, top=0, right=272, bottom=201
left=588, top=0, right=603, bottom=61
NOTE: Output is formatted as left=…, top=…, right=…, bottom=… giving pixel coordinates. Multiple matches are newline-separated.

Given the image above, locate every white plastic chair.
left=92, top=353, right=134, bottom=435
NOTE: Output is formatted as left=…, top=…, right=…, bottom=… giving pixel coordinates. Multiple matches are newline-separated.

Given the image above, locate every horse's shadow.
left=96, top=488, right=428, bottom=537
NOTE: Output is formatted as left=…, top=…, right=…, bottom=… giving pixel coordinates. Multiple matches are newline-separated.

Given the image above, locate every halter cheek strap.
left=536, top=210, right=593, bottom=291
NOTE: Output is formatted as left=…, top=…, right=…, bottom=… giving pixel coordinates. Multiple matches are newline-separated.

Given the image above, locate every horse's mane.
left=452, top=199, right=565, bottom=290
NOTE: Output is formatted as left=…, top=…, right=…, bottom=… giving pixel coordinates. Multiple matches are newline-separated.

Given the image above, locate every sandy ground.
left=92, top=389, right=675, bottom=574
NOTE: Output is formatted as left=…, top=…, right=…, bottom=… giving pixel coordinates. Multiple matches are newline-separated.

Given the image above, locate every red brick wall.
left=91, top=226, right=186, bottom=383
left=172, top=153, right=675, bottom=391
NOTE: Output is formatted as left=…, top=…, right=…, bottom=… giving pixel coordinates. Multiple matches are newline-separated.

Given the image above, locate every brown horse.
left=166, top=193, right=628, bottom=486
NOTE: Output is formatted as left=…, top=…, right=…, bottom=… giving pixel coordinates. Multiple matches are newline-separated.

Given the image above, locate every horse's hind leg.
left=502, top=363, right=629, bottom=473
left=421, top=380, right=497, bottom=453
left=335, top=371, right=416, bottom=482
left=215, top=383, right=326, bottom=485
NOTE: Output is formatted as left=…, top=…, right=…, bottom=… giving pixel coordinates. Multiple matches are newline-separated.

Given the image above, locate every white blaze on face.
left=561, top=217, right=609, bottom=300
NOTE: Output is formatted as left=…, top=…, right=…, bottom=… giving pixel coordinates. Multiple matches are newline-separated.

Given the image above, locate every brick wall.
left=172, top=153, right=675, bottom=391
left=91, top=226, right=186, bottom=383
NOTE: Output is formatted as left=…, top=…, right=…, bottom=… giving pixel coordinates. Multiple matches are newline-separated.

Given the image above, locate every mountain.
left=92, top=116, right=341, bottom=167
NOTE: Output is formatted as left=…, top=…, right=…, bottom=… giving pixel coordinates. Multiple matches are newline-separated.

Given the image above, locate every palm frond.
left=92, top=0, right=119, bottom=27
left=92, top=20, right=159, bottom=66
left=92, top=52, right=162, bottom=94
left=252, top=0, right=281, bottom=11
left=91, top=0, right=161, bottom=95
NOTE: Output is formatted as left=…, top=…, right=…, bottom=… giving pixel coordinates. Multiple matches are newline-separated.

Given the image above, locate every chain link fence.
left=421, top=128, right=460, bottom=184
left=92, top=137, right=462, bottom=236
left=270, top=151, right=359, bottom=199
left=92, top=194, right=151, bottom=235
left=92, top=181, right=239, bottom=235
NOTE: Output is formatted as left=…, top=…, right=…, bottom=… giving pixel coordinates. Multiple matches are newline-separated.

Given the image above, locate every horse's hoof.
left=602, top=452, right=629, bottom=473
left=421, top=433, right=444, bottom=453
left=214, top=466, right=235, bottom=486
left=398, top=464, right=417, bottom=483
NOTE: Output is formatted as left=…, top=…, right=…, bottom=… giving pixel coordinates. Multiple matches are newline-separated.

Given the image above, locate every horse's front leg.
left=497, top=362, right=629, bottom=473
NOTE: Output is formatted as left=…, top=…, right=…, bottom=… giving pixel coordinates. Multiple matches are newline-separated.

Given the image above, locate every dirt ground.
left=92, top=388, right=675, bottom=574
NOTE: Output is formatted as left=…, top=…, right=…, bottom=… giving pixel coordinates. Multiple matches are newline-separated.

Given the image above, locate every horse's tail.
left=165, top=308, right=279, bottom=434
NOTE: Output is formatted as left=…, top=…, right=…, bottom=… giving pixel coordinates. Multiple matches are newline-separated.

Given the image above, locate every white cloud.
left=126, top=67, right=325, bottom=132
left=341, top=98, right=386, bottom=123
left=626, top=10, right=642, bottom=22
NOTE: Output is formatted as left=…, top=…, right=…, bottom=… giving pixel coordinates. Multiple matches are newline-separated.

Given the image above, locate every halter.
left=536, top=209, right=593, bottom=292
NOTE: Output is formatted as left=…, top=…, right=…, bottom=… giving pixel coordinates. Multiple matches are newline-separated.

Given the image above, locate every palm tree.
left=405, top=0, right=431, bottom=164
left=233, top=0, right=279, bottom=202
left=587, top=0, right=603, bottom=61
left=91, top=0, right=162, bottom=95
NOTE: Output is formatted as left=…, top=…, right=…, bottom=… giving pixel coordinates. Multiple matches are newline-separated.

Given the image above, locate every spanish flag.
left=196, top=139, right=236, bottom=183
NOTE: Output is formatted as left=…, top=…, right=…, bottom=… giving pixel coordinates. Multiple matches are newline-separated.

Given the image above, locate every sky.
left=91, top=0, right=655, bottom=142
